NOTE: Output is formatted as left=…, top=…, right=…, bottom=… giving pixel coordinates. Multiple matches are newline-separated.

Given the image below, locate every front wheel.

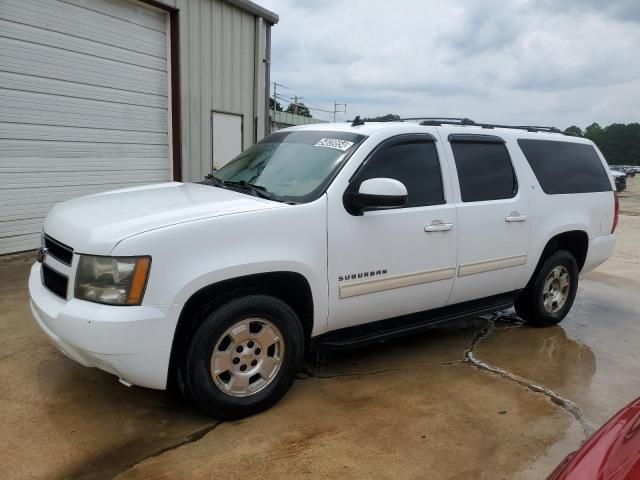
left=185, top=295, right=304, bottom=419
left=515, top=250, right=579, bottom=327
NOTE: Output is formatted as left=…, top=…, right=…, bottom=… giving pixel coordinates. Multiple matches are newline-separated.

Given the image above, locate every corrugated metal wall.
left=0, top=0, right=172, bottom=255
left=0, top=0, right=271, bottom=255
left=160, top=0, right=269, bottom=181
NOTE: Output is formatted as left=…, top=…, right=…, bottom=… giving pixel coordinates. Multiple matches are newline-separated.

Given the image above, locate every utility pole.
left=291, top=95, right=303, bottom=115
left=273, top=81, right=277, bottom=110
left=272, top=82, right=289, bottom=111
left=333, top=102, right=347, bottom=122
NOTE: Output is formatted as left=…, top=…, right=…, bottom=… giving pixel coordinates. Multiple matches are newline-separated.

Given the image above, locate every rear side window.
left=356, top=138, right=444, bottom=207
left=450, top=140, right=518, bottom=202
left=518, top=139, right=612, bottom=194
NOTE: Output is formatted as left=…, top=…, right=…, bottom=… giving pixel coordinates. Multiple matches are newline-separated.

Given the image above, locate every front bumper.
left=28, top=263, right=182, bottom=389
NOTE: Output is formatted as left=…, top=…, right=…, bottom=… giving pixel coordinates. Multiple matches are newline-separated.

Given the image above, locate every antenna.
left=351, top=116, right=365, bottom=127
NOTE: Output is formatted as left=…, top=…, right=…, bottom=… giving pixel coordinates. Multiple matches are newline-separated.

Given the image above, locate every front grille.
left=44, top=235, right=73, bottom=265
left=42, top=264, right=69, bottom=299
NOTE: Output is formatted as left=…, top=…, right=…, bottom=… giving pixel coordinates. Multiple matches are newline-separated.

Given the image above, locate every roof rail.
left=400, top=117, right=476, bottom=126
left=400, top=117, right=566, bottom=135
left=472, top=123, right=564, bottom=134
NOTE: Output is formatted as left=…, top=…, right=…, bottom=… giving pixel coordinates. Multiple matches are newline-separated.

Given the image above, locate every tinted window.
left=451, top=141, right=517, bottom=202
left=355, top=139, right=444, bottom=208
left=518, top=139, right=612, bottom=194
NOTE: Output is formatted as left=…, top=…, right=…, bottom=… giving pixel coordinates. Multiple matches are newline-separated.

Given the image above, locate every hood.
left=549, top=397, right=640, bottom=480
left=44, top=182, right=282, bottom=255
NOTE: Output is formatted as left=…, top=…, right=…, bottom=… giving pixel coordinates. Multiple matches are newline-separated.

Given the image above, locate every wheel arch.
left=168, top=271, right=314, bottom=393
left=527, top=230, right=589, bottom=288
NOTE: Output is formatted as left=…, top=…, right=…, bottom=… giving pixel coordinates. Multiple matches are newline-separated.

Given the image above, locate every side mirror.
left=344, top=178, right=408, bottom=215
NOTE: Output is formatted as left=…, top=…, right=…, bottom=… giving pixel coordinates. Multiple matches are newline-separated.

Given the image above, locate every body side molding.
left=339, top=266, right=456, bottom=299
left=458, top=254, right=527, bottom=277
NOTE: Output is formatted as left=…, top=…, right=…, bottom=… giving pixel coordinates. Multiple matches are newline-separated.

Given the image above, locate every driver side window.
left=355, top=138, right=445, bottom=208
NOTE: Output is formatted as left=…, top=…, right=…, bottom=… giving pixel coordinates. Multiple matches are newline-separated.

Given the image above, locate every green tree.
left=584, top=122, right=640, bottom=166
left=363, top=113, right=401, bottom=122
left=564, top=125, right=583, bottom=136
left=269, top=97, right=283, bottom=112
left=285, top=102, right=311, bottom=118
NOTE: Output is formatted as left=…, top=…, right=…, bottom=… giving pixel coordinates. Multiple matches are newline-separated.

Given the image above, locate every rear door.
left=443, top=133, right=530, bottom=304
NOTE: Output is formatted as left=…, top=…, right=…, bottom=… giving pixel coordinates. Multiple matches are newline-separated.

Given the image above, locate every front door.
left=327, top=134, right=458, bottom=331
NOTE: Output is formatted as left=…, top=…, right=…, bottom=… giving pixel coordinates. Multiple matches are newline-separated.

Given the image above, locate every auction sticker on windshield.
left=315, top=138, right=355, bottom=151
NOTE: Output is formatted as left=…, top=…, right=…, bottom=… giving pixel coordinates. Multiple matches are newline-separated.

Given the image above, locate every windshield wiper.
left=203, top=174, right=225, bottom=186
left=203, top=175, right=276, bottom=201
left=223, top=180, right=276, bottom=200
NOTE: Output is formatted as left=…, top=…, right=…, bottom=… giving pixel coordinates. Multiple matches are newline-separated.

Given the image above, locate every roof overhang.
left=224, top=0, right=278, bottom=24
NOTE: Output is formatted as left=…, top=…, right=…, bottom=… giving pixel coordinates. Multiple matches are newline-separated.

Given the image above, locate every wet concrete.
left=1, top=178, right=640, bottom=479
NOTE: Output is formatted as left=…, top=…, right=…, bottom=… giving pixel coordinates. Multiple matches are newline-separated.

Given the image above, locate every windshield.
left=209, top=130, right=366, bottom=203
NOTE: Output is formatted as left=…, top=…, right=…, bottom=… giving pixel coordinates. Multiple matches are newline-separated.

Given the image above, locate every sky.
left=258, top=0, right=640, bottom=129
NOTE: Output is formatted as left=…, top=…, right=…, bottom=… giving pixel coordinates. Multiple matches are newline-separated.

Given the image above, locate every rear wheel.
left=515, top=250, right=579, bottom=327
left=185, top=295, right=304, bottom=419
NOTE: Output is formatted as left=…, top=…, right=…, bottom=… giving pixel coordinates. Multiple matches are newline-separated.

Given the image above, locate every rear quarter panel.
left=508, top=134, right=615, bottom=285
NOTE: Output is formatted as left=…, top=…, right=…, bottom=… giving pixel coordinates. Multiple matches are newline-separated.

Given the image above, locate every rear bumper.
left=28, top=263, right=182, bottom=389
left=582, top=234, right=615, bottom=273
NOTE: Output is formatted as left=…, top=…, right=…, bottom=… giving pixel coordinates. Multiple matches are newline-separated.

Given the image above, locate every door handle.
left=425, top=222, right=453, bottom=232
left=505, top=212, right=528, bottom=222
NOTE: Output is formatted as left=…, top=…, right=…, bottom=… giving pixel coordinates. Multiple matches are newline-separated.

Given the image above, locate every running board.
left=313, top=291, right=522, bottom=350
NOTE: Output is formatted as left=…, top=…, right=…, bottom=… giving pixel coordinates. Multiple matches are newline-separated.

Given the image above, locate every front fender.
left=112, top=199, right=329, bottom=336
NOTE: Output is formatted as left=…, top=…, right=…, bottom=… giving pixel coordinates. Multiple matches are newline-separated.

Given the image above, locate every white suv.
left=29, top=118, right=617, bottom=418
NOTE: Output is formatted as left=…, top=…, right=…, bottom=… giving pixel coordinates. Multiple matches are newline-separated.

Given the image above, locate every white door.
left=212, top=112, right=243, bottom=170
left=327, top=134, right=458, bottom=331
left=443, top=134, right=530, bottom=304
left=0, top=0, right=171, bottom=255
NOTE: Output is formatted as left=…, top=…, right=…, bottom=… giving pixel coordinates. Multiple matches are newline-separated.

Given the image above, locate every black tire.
left=185, top=294, right=304, bottom=419
left=515, top=250, right=579, bottom=327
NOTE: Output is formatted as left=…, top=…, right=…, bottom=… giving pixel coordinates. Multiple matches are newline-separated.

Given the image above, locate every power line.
left=276, top=95, right=334, bottom=114
left=272, top=82, right=346, bottom=122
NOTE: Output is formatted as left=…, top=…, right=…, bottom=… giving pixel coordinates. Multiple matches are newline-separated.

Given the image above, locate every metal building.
left=0, top=0, right=277, bottom=254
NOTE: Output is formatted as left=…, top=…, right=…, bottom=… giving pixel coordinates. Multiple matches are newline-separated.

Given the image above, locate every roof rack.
left=400, top=117, right=476, bottom=126
left=399, top=117, right=566, bottom=134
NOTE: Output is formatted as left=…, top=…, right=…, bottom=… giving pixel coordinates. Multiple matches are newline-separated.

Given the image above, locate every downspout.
left=264, top=24, right=272, bottom=137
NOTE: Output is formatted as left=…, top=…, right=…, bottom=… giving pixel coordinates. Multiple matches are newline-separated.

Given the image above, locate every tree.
left=269, top=97, right=283, bottom=112
left=564, top=125, right=583, bottom=137
left=363, top=113, right=401, bottom=122
left=584, top=123, right=603, bottom=136
left=285, top=102, right=311, bottom=118
left=583, top=122, right=640, bottom=166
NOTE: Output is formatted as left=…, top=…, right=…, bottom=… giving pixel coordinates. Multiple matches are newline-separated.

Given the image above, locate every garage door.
left=0, top=0, right=171, bottom=255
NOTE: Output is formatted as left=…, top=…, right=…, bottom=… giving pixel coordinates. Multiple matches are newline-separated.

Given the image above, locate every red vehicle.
left=549, top=398, right=640, bottom=479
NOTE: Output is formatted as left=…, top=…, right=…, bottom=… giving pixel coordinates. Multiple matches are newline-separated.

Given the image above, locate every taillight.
left=612, top=191, right=619, bottom=234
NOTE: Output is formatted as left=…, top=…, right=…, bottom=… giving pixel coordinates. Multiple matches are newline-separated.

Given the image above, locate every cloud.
left=535, top=0, right=640, bottom=23
left=259, top=0, right=639, bottom=128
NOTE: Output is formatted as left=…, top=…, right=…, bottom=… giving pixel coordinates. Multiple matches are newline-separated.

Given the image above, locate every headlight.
left=75, top=255, right=151, bottom=305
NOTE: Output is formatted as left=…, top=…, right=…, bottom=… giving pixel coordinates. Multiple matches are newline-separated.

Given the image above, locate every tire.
left=515, top=250, right=579, bottom=327
left=185, top=294, right=304, bottom=419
